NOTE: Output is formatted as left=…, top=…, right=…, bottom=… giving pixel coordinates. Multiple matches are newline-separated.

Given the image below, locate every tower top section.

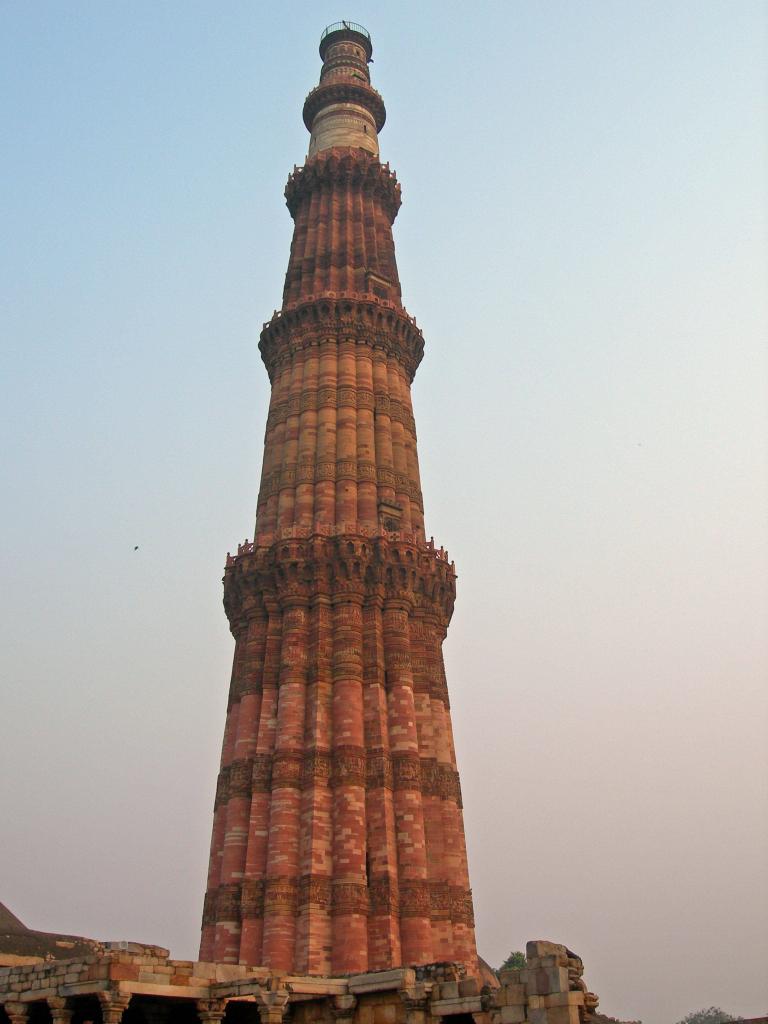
left=304, top=21, right=385, bottom=159
left=319, top=21, right=372, bottom=61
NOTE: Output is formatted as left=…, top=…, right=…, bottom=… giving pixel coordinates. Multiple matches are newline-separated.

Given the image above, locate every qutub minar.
left=199, top=20, right=476, bottom=977
left=0, top=23, right=615, bottom=1024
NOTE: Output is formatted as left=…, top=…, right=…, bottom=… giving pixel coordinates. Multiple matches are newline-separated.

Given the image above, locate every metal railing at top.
left=321, top=21, right=370, bottom=43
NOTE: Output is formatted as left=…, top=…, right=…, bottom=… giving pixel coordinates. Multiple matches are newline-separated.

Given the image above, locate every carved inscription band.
left=205, top=877, right=474, bottom=925
left=215, top=752, right=460, bottom=804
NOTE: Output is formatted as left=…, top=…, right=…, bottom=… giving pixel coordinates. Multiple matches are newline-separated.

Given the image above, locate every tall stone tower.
left=200, top=23, right=477, bottom=978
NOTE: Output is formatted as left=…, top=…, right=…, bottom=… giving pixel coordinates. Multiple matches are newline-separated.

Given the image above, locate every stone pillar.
left=330, top=996, right=357, bottom=1024
left=399, top=990, right=430, bottom=1024
left=3, top=1004, right=28, bottom=1024
left=97, top=993, right=132, bottom=1024
left=196, top=1001, right=227, bottom=1024
left=47, top=1000, right=72, bottom=1024
left=255, top=991, right=289, bottom=1024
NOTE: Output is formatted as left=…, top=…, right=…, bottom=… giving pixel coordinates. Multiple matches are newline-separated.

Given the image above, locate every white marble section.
left=308, top=103, right=379, bottom=158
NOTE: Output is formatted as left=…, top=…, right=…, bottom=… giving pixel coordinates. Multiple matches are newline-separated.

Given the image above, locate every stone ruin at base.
left=2, top=21, right=637, bottom=1024
left=0, top=935, right=616, bottom=1024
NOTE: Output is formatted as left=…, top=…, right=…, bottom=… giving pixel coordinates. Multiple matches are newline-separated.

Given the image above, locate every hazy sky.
left=2, top=4, right=766, bottom=1024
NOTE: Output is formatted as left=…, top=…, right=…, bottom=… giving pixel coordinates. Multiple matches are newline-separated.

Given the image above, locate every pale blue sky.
left=2, top=4, right=766, bottom=1024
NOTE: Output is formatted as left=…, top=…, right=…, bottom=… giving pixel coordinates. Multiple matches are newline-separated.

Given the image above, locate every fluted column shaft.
left=330, top=593, right=368, bottom=973
left=261, top=600, right=309, bottom=969
left=383, top=601, right=432, bottom=964
left=296, top=594, right=333, bottom=973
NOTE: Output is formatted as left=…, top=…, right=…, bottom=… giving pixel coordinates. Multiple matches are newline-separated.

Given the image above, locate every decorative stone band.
left=399, top=880, right=431, bottom=918
left=366, top=750, right=394, bottom=789
left=428, top=881, right=451, bottom=921
left=391, top=752, right=421, bottom=790
left=264, top=877, right=299, bottom=914
left=204, top=877, right=473, bottom=927
left=226, top=656, right=449, bottom=708
left=298, top=874, right=331, bottom=908
left=286, top=148, right=396, bottom=219
left=450, top=886, right=476, bottom=927
left=215, top=752, right=460, bottom=804
left=259, top=297, right=423, bottom=384
left=257, top=466, right=423, bottom=508
left=231, top=528, right=450, bottom=560
left=214, top=765, right=230, bottom=808
left=223, top=533, right=456, bottom=629
left=266, top=390, right=415, bottom=435
left=272, top=751, right=304, bottom=788
left=202, top=888, right=217, bottom=926
left=331, top=881, right=369, bottom=916
left=215, top=883, right=242, bottom=923
left=368, top=874, right=399, bottom=915
left=253, top=753, right=273, bottom=792
left=241, top=879, right=265, bottom=918
left=302, top=749, right=333, bottom=786
left=330, top=745, right=367, bottom=787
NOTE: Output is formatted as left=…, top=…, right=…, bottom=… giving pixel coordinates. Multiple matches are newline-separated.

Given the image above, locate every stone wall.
left=0, top=941, right=615, bottom=1024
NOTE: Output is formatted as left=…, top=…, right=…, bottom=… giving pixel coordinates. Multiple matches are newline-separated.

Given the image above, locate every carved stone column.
left=3, top=1003, right=28, bottom=1024
left=255, top=990, right=290, bottom=1024
left=47, top=999, right=72, bottom=1024
left=196, top=999, right=228, bottom=1024
left=97, top=993, right=132, bottom=1024
left=330, top=587, right=368, bottom=973
left=330, top=995, right=357, bottom=1024
left=399, top=988, right=430, bottom=1024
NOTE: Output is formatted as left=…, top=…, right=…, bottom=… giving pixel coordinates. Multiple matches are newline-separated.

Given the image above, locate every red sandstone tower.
left=200, top=23, right=477, bottom=977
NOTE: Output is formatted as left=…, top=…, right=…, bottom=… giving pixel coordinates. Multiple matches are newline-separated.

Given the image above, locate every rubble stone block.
left=542, top=993, right=584, bottom=1008
left=497, top=969, right=522, bottom=986
left=526, top=967, right=569, bottom=997
left=498, top=1006, right=526, bottom=1024
left=542, top=1007, right=580, bottom=1024
left=526, top=942, right=565, bottom=961
left=495, top=983, right=525, bottom=1007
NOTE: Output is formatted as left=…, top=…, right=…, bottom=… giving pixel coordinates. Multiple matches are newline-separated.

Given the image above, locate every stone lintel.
left=58, top=982, right=111, bottom=998
left=430, top=996, right=484, bottom=1015
left=285, top=978, right=349, bottom=996
left=119, top=982, right=212, bottom=999
left=347, top=968, right=415, bottom=994
left=207, top=987, right=257, bottom=999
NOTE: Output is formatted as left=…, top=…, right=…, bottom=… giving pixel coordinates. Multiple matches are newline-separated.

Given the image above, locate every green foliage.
left=675, top=1008, right=744, bottom=1024
left=500, top=950, right=526, bottom=971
